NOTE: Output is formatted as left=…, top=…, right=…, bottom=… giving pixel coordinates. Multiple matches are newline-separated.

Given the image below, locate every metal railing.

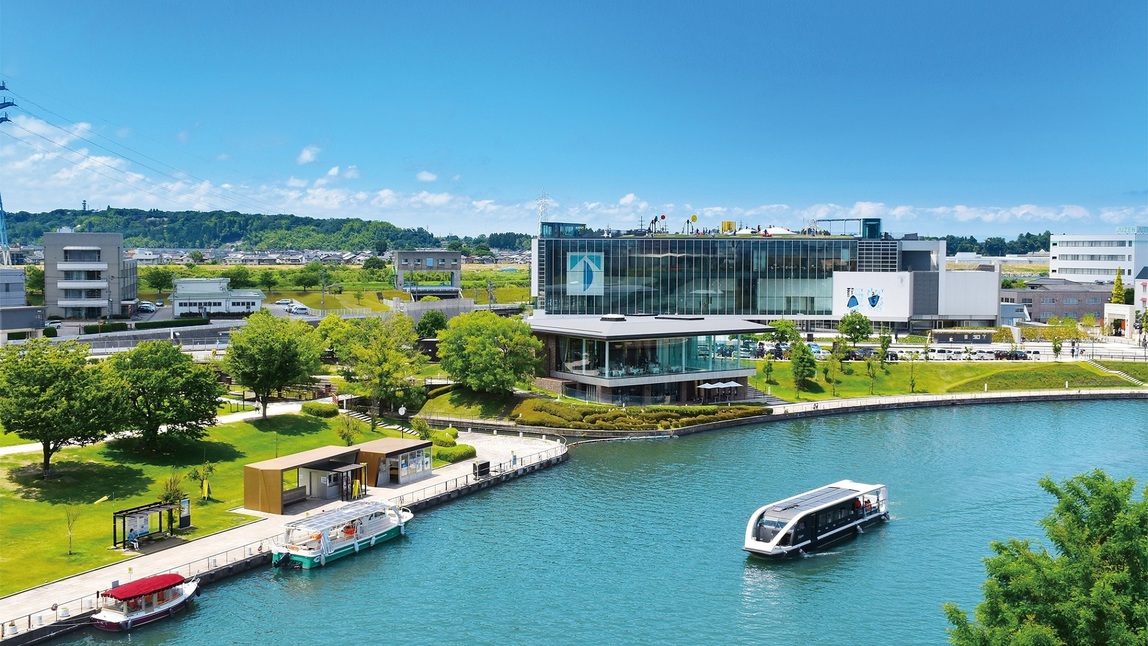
left=392, top=441, right=568, bottom=508
left=0, top=535, right=276, bottom=640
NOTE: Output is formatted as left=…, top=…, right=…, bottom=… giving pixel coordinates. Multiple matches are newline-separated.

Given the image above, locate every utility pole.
left=0, top=84, right=14, bottom=266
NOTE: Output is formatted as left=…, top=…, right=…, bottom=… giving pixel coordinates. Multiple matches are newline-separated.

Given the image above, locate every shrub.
left=135, top=318, right=211, bottom=331
left=42, top=328, right=57, bottom=338
left=443, top=426, right=459, bottom=438
left=430, top=431, right=456, bottom=447
left=82, top=322, right=130, bottom=334
left=434, top=443, right=477, bottom=463
left=301, top=402, right=339, bottom=418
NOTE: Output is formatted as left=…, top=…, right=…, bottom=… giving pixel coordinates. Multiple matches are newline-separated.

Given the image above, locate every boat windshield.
left=756, top=516, right=786, bottom=529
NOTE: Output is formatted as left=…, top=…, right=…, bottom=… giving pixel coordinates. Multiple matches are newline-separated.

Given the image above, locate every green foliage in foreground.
left=512, top=398, right=769, bottom=431
left=0, top=413, right=409, bottom=595
left=945, top=470, right=1148, bottom=645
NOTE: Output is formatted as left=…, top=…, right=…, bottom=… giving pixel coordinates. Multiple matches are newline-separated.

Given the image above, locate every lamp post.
left=398, top=406, right=406, bottom=437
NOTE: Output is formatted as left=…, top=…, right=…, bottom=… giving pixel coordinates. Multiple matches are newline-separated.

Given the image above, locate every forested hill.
left=4, top=208, right=438, bottom=251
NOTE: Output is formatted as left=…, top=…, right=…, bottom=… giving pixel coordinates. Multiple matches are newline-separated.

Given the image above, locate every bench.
left=282, top=486, right=308, bottom=506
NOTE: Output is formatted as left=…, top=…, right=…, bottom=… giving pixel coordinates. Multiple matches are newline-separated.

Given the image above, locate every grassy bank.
left=0, top=413, right=404, bottom=596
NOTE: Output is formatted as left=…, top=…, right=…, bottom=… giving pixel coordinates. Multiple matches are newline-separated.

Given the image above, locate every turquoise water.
left=73, top=400, right=1146, bottom=645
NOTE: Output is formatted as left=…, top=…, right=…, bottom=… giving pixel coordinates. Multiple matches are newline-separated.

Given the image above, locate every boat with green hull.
left=271, top=500, right=413, bottom=570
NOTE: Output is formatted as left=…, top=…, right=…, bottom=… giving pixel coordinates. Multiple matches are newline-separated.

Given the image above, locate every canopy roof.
left=282, top=500, right=397, bottom=534
left=102, top=574, right=185, bottom=600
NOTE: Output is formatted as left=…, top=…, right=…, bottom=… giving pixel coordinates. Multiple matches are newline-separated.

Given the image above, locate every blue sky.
left=1, top=1, right=1145, bottom=240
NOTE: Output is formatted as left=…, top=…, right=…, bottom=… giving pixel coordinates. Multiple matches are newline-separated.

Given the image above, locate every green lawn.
left=418, top=385, right=521, bottom=419
left=1098, top=360, right=1148, bottom=383
left=751, top=359, right=1140, bottom=401
left=0, top=413, right=404, bottom=596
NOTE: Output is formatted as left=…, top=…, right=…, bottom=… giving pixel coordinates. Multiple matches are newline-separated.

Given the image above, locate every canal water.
left=72, top=400, right=1145, bottom=645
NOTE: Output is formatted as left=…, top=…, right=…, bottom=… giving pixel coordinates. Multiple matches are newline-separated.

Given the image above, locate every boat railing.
left=0, top=535, right=278, bottom=641
left=391, top=440, right=569, bottom=509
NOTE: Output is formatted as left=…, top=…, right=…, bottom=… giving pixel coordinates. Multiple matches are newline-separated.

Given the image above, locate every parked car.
left=156, top=300, right=165, bottom=307
left=138, top=304, right=156, bottom=313
left=138, top=300, right=153, bottom=307
left=813, top=349, right=832, bottom=360
left=292, top=305, right=311, bottom=315
left=45, top=320, right=63, bottom=329
left=275, top=299, right=292, bottom=306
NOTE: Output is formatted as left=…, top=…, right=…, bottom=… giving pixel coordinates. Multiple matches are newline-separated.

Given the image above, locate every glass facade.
left=537, top=236, right=857, bottom=316
left=554, top=333, right=754, bottom=380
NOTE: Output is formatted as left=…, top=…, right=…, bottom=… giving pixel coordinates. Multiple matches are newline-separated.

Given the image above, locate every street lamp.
left=397, top=406, right=406, bottom=437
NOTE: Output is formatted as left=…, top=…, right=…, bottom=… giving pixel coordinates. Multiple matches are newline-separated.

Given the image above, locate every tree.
left=1111, top=268, right=1125, bottom=304
left=410, top=417, right=432, bottom=441
left=789, top=341, right=817, bottom=399
left=1052, top=337, right=1063, bottom=359
left=142, top=266, right=176, bottom=294
left=111, top=341, right=223, bottom=448
left=1081, top=314, right=1098, bottom=329
left=838, top=311, right=873, bottom=346
left=907, top=351, right=918, bottom=393
left=864, top=356, right=877, bottom=395
left=296, top=264, right=322, bottom=292
left=188, top=250, right=205, bottom=264
left=438, top=311, right=542, bottom=395
left=763, top=356, right=775, bottom=384
left=945, top=470, right=1148, bottom=645
left=347, top=315, right=427, bottom=414
left=336, top=415, right=363, bottom=446
left=0, top=339, right=127, bottom=477
left=770, top=320, right=801, bottom=345
left=362, top=256, right=386, bottom=271
left=158, top=471, right=188, bottom=534
left=221, top=265, right=255, bottom=289
left=65, top=505, right=82, bottom=555
left=416, top=309, right=448, bottom=339
left=878, top=326, right=892, bottom=368
left=24, top=265, right=45, bottom=294
left=223, top=310, right=322, bottom=419
left=187, top=461, right=216, bottom=500
left=257, top=269, right=278, bottom=293
left=827, top=343, right=846, bottom=396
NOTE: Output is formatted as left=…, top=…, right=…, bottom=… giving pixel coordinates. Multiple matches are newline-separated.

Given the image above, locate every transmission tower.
left=537, top=190, right=551, bottom=228
left=0, top=83, right=13, bottom=265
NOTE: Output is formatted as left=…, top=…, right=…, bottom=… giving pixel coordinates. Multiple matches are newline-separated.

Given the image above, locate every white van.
left=292, top=305, right=310, bottom=315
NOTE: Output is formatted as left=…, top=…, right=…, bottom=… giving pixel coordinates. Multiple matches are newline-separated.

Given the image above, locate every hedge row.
left=81, top=322, right=130, bottom=334
left=430, top=431, right=456, bottom=447
left=301, top=402, right=339, bottom=417
left=511, top=398, right=768, bottom=431
left=434, top=443, right=477, bottom=463
left=135, top=318, right=211, bottom=330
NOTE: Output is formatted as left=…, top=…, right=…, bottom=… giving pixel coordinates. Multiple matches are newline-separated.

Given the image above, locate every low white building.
left=171, top=278, right=265, bottom=318
left=1050, top=226, right=1148, bottom=283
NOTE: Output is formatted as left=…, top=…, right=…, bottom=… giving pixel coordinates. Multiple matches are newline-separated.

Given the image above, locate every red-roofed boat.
left=91, top=573, right=199, bottom=632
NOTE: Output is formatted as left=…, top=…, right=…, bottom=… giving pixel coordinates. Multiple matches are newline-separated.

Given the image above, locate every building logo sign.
left=845, top=287, right=885, bottom=313
left=567, top=252, right=603, bottom=296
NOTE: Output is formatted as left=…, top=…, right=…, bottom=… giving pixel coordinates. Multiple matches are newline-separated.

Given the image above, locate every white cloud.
left=411, top=191, right=452, bottom=207
left=286, top=177, right=308, bottom=188
left=296, top=145, right=320, bottom=164
left=344, top=165, right=360, bottom=179
left=327, top=166, right=340, bottom=177
left=416, top=170, right=438, bottom=182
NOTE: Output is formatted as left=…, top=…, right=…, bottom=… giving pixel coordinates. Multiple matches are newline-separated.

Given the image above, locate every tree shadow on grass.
left=249, top=415, right=328, bottom=437
left=7, top=460, right=151, bottom=504
left=101, top=437, right=245, bottom=469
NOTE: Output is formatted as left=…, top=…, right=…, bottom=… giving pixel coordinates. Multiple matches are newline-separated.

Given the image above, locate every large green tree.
left=0, top=339, right=127, bottom=476
left=789, top=340, right=817, bottom=399
left=438, top=311, right=542, bottom=394
left=415, top=309, right=448, bottom=339
left=838, top=310, right=873, bottom=346
left=24, top=265, right=45, bottom=294
left=945, top=470, right=1148, bottom=645
left=223, top=310, right=321, bottom=418
left=142, top=266, right=176, bottom=294
left=347, top=315, right=427, bottom=414
left=110, top=341, right=223, bottom=448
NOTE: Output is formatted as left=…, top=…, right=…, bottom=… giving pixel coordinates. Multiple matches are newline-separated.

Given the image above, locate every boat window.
left=756, top=516, right=786, bottom=529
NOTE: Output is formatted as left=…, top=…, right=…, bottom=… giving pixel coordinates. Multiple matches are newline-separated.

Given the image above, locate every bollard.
left=211, top=558, right=218, bottom=568
left=60, top=607, right=70, bottom=618
left=247, top=547, right=253, bottom=556
left=984, top=383, right=987, bottom=392
left=6, top=622, right=18, bottom=636
left=35, top=614, right=43, bottom=627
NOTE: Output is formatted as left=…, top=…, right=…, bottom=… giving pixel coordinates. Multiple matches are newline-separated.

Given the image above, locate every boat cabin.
left=744, top=480, right=888, bottom=557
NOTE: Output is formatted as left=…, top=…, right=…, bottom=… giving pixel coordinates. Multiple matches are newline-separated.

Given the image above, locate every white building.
left=170, top=278, right=265, bottom=318
left=1049, top=226, right=1148, bottom=283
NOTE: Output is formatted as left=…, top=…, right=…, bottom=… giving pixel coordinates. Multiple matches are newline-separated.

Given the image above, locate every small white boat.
left=271, top=500, right=413, bottom=570
left=744, top=480, right=888, bottom=558
left=91, top=573, right=198, bottom=631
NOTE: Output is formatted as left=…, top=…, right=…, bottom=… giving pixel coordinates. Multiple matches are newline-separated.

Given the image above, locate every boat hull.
left=744, top=512, right=889, bottom=559
left=273, top=523, right=405, bottom=570
left=91, top=582, right=197, bottom=632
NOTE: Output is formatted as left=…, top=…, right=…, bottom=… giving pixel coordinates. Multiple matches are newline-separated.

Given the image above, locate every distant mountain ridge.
left=5, top=208, right=436, bottom=252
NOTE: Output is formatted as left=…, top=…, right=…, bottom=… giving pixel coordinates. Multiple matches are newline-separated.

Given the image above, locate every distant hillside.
left=5, top=208, right=437, bottom=252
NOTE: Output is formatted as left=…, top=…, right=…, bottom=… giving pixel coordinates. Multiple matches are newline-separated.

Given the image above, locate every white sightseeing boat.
left=271, top=500, right=413, bottom=570
left=91, top=573, right=199, bottom=632
left=744, top=480, right=889, bottom=558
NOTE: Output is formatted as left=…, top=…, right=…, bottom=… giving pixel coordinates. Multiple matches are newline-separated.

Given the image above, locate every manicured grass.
left=0, top=413, right=400, bottom=596
left=750, top=359, right=1140, bottom=401
left=1098, top=360, right=1148, bottom=383
left=417, top=386, right=521, bottom=419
